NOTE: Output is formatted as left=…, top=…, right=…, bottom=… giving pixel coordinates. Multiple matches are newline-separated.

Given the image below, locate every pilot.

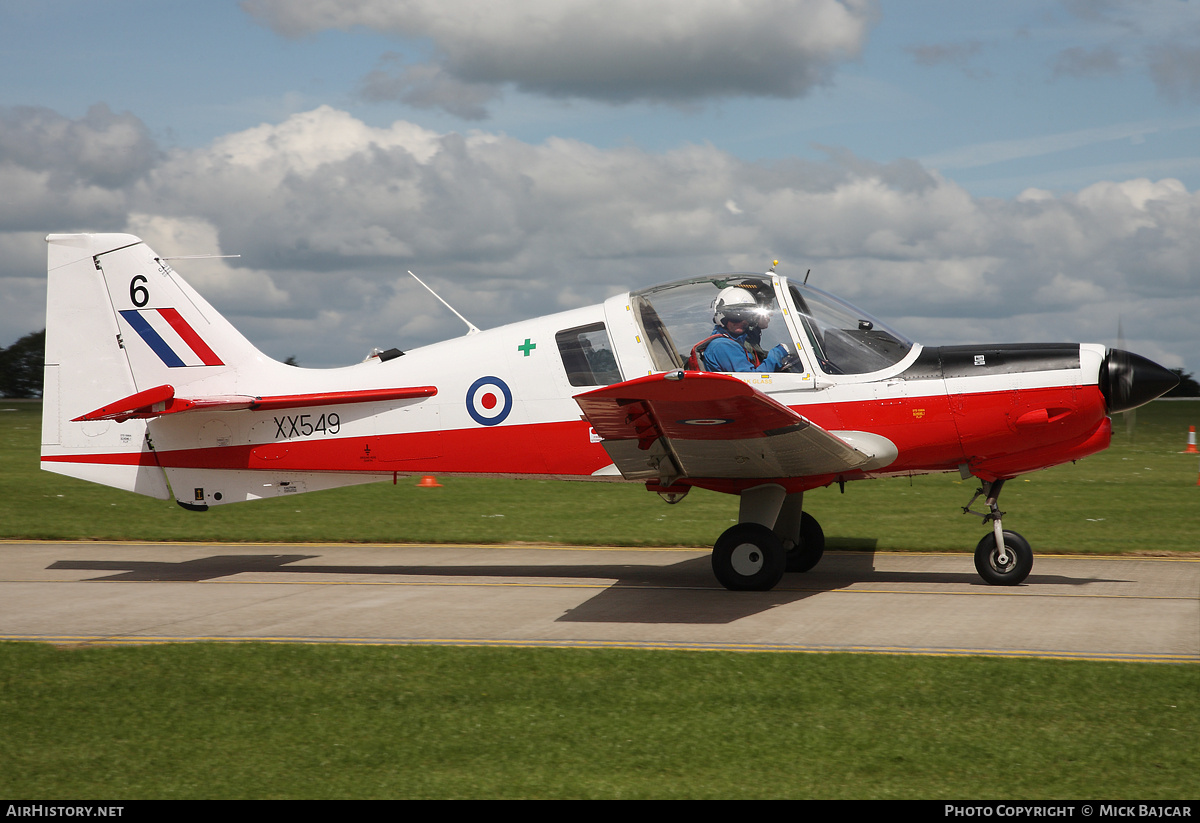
left=692, top=286, right=791, bottom=373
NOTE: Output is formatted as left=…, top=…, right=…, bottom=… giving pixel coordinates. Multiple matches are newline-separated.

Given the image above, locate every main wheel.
left=785, top=512, right=825, bottom=573
left=712, top=523, right=787, bottom=591
left=974, top=530, right=1033, bottom=586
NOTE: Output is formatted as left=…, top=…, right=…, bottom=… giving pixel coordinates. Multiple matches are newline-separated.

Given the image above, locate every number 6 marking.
left=130, top=275, right=149, bottom=307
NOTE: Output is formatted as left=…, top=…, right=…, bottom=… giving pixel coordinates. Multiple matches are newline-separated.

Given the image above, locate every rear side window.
left=556, top=323, right=622, bottom=387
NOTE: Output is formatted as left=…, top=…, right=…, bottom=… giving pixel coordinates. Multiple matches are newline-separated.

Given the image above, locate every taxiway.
left=1, top=542, right=1196, bottom=662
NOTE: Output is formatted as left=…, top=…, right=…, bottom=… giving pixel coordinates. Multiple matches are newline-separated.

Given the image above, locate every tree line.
left=0, top=330, right=44, bottom=398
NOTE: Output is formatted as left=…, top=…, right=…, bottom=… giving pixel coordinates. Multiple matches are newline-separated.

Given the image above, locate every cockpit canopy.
left=629, top=274, right=914, bottom=377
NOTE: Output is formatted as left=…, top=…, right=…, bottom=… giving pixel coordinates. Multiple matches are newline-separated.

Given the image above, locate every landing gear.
left=786, top=512, right=825, bottom=573
left=710, top=486, right=822, bottom=591
left=711, top=523, right=787, bottom=591
left=963, top=478, right=1033, bottom=586
left=974, top=530, right=1032, bottom=586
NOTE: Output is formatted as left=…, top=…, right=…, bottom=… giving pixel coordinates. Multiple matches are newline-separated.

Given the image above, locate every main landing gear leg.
left=710, top=487, right=828, bottom=590
left=963, top=479, right=1033, bottom=586
left=711, top=484, right=788, bottom=591
left=774, top=492, right=826, bottom=574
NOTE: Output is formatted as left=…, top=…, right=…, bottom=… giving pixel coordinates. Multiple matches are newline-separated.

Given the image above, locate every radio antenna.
left=158, top=254, right=241, bottom=260
left=408, top=270, right=481, bottom=336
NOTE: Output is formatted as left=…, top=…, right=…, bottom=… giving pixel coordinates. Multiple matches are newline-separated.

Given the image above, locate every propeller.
left=1100, top=347, right=1179, bottom=413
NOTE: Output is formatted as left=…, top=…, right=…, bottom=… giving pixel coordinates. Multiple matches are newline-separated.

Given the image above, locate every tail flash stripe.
left=119, top=309, right=223, bottom=368
left=158, top=307, right=224, bottom=366
left=119, top=309, right=185, bottom=367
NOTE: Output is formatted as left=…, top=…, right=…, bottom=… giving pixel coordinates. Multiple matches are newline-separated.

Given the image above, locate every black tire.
left=974, top=530, right=1033, bottom=586
left=785, top=512, right=825, bottom=573
left=712, top=523, right=787, bottom=591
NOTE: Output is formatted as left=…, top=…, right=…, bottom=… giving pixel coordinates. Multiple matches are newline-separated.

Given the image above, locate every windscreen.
left=788, top=283, right=913, bottom=375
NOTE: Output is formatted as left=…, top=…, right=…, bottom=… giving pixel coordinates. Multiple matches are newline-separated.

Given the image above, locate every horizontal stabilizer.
left=74, top=384, right=438, bottom=422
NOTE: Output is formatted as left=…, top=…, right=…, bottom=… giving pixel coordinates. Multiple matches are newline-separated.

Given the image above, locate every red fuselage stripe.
left=42, top=385, right=1111, bottom=484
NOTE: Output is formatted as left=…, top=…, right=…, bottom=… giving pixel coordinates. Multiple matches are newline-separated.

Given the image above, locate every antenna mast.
left=407, top=270, right=481, bottom=336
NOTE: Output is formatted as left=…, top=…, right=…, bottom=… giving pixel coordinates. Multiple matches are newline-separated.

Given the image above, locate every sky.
left=1, top=0, right=1197, bottom=376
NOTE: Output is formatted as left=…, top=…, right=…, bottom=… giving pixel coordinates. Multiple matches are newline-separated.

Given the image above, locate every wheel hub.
left=990, top=547, right=1014, bottom=572
left=730, top=543, right=764, bottom=575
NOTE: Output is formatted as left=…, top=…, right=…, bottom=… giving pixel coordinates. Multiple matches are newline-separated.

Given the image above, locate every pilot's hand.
left=764, top=344, right=789, bottom=370
left=778, top=354, right=801, bottom=371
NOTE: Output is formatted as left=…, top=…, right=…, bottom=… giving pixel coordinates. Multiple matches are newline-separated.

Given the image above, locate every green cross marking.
left=518, top=338, right=536, bottom=357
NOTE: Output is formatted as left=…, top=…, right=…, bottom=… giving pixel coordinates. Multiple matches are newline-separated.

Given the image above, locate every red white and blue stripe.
left=119, top=308, right=224, bottom=368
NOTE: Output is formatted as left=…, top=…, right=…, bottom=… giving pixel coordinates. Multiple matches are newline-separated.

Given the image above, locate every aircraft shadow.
left=557, top=555, right=1123, bottom=624
left=49, top=555, right=324, bottom=582
left=48, top=549, right=1126, bottom=626
left=49, top=552, right=821, bottom=623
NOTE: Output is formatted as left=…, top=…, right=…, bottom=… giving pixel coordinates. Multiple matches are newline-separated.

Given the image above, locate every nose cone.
left=1100, top=349, right=1179, bottom=413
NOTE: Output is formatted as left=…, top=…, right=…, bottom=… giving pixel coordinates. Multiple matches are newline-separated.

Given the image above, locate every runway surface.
left=2, top=541, right=1197, bottom=662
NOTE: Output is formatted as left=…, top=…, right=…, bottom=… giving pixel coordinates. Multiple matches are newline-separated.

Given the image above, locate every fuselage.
left=118, top=276, right=1114, bottom=498
left=42, top=244, right=1177, bottom=509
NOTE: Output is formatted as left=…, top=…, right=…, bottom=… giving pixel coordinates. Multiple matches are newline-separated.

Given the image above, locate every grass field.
left=4, top=399, right=1198, bottom=553
left=2, top=643, right=1197, bottom=799
left=2, top=399, right=1198, bottom=799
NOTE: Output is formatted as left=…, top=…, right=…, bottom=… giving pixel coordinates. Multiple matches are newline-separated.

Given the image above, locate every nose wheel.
left=974, top=530, right=1033, bottom=586
left=963, top=479, right=1033, bottom=586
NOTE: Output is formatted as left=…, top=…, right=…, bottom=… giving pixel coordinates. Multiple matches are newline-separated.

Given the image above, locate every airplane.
left=40, top=233, right=1179, bottom=591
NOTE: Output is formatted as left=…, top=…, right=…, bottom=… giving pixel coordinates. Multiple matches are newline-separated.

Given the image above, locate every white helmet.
left=712, top=286, right=769, bottom=327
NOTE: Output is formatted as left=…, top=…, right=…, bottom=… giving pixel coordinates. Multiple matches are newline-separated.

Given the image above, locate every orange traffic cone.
left=1185, top=426, right=1198, bottom=454
left=416, top=475, right=442, bottom=488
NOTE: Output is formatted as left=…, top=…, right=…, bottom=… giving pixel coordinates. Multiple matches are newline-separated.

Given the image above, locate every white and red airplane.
left=41, top=233, right=1178, bottom=591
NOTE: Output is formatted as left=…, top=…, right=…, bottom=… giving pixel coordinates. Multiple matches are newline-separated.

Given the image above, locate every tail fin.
left=41, top=233, right=272, bottom=496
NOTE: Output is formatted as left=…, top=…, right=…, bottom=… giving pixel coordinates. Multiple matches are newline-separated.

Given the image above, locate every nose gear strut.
left=963, top=479, right=1008, bottom=563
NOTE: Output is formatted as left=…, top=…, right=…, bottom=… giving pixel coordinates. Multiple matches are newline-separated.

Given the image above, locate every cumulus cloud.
left=1147, top=40, right=1200, bottom=103
left=1052, top=45, right=1123, bottom=79
left=3, top=104, right=1197, bottom=372
left=907, top=40, right=987, bottom=78
left=360, top=55, right=500, bottom=120
left=242, top=0, right=878, bottom=115
left=0, top=105, right=156, bottom=232
left=0, top=104, right=158, bottom=189
left=124, top=214, right=293, bottom=312
left=1052, top=0, right=1200, bottom=103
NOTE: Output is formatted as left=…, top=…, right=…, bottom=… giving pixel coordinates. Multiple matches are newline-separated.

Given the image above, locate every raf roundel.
left=466, top=376, right=513, bottom=426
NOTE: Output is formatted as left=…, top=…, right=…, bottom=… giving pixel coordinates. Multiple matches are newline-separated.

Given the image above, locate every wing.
left=73, top=384, right=437, bottom=422
left=574, top=371, right=874, bottom=484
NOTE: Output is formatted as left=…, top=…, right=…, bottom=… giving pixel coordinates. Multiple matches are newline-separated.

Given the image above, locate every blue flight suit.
left=700, top=325, right=789, bottom=373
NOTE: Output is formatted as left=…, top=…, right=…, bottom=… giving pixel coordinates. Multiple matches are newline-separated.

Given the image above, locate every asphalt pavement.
left=1, top=541, right=1196, bottom=662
